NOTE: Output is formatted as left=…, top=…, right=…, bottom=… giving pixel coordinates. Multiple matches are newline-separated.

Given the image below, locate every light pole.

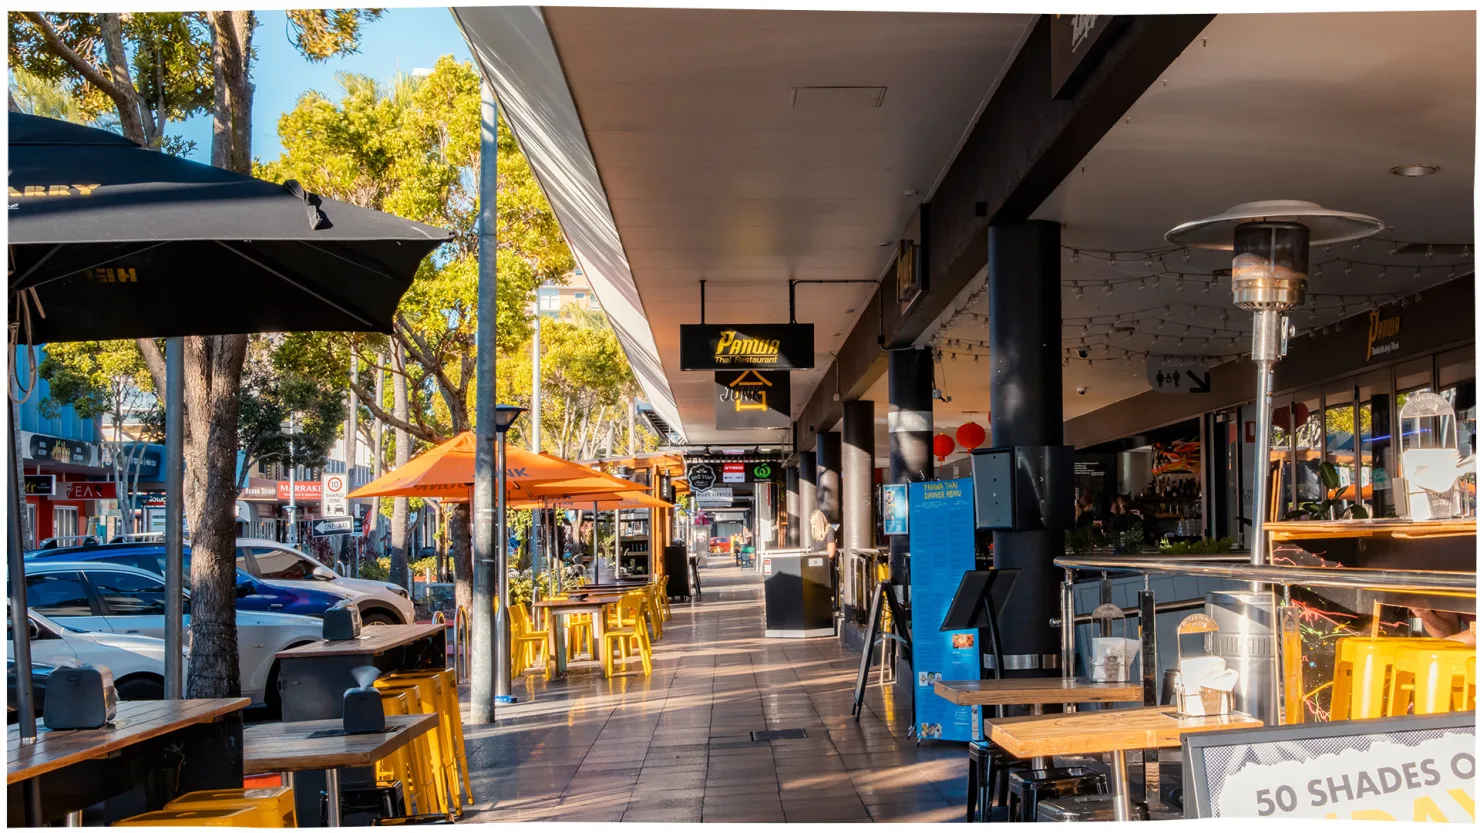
left=530, top=305, right=543, bottom=607
left=282, top=413, right=299, bottom=547
left=494, top=404, right=525, bottom=704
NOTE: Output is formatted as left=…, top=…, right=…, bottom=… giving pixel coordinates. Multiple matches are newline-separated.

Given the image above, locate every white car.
left=21, top=561, right=323, bottom=711
left=8, top=607, right=172, bottom=700
left=235, top=538, right=415, bottom=626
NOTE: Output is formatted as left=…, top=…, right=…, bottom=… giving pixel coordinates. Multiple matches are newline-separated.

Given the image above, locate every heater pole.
left=1249, top=309, right=1284, bottom=578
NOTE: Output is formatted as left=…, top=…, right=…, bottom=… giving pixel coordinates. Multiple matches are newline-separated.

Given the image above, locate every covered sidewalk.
left=459, top=557, right=965, bottom=823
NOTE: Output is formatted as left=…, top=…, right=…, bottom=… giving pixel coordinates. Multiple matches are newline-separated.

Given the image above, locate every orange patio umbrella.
left=347, top=431, right=636, bottom=500
left=509, top=490, right=672, bottom=512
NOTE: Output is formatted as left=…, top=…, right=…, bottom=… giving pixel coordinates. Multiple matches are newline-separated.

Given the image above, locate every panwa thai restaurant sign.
left=680, top=323, right=814, bottom=370
left=1366, top=306, right=1401, bottom=361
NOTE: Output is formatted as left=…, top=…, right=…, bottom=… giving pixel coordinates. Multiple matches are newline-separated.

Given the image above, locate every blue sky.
left=175, top=7, right=472, bottom=164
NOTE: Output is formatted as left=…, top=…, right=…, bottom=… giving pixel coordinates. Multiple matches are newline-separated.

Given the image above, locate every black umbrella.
left=9, top=112, right=451, bottom=342
left=6, top=113, right=451, bottom=769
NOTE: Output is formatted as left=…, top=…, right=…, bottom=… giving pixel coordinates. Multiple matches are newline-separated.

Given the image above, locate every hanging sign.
left=686, top=462, right=718, bottom=492
left=715, top=370, right=791, bottom=429
left=23, top=474, right=55, bottom=496
left=277, top=481, right=323, bottom=501
left=1146, top=357, right=1211, bottom=394
left=24, top=433, right=98, bottom=466
left=680, top=323, right=814, bottom=370
left=322, top=473, right=348, bottom=516
left=722, top=462, right=746, bottom=484
left=62, top=481, right=116, bottom=500
left=695, top=487, right=733, bottom=508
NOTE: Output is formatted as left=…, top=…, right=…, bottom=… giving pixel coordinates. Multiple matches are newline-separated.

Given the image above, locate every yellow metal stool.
left=1331, top=637, right=1445, bottom=720
left=384, top=671, right=466, bottom=811
left=602, top=595, right=653, bottom=677
left=376, top=680, right=452, bottom=815
left=642, top=585, right=664, bottom=640
left=114, top=807, right=260, bottom=826
left=511, top=603, right=552, bottom=680
left=165, top=787, right=296, bottom=827
left=373, top=691, right=427, bottom=816
left=1389, top=643, right=1477, bottom=716
left=391, top=668, right=473, bottom=809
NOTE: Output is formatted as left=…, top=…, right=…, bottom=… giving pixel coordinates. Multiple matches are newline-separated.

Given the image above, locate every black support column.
left=887, top=348, right=934, bottom=593
left=841, top=400, right=875, bottom=649
left=988, top=220, right=1064, bottom=675
left=784, top=466, right=800, bottom=548
left=798, top=451, right=817, bottom=550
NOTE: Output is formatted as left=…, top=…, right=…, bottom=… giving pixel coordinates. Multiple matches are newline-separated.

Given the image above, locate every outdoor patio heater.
left=1167, top=201, right=1383, bottom=567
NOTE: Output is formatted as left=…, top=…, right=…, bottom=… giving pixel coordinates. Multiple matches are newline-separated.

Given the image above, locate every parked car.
left=30, top=540, right=414, bottom=625
left=8, top=606, right=171, bottom=700
left=7, top=659, right=54, bottom=724
left=19, top=561, right=323, bottom=712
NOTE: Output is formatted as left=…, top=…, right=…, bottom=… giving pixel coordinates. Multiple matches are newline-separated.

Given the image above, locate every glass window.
left=25, top=572, right=93, bottom=617
left=1274, top=390, right=1324, bottom=519
left=54, top=505, right=78, bottom=542
left=23, top=503, right=36, bottom=550
left=253, top=547, right=316, bottom=580
left=101, top=551, right=165, bottom=576
left=88, top=570, right=167, bottom=616
left=1324, top=383, right=1358, bottom=517
left=1438, top=347, right=1475, bottom=517
left=1359, top=370, right=1396, bottom=518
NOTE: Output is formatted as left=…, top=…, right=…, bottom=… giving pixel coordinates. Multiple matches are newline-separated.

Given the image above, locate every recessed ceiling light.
left=844, top=308, right=856, bottom=313
left=879, top=241, right=893, bottom=247
left=1390, top=164, right=1439, bottom=177
left=903, top=189, right=920, bottom=197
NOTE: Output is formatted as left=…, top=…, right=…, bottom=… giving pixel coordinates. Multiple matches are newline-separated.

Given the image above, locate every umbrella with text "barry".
left=8, top=113, right=451, bottom=342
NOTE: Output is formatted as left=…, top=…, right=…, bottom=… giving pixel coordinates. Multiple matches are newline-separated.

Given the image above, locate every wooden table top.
left=242, top=713, right=438, bottom=774
left=1264, top=518, right=1477, bottom=541
left=534, top=594, right=626, bottom=609
left=7, top=698, right=250, bottom=785
left=274, top=622, right=448, bottom=659
left=984, top=705, right=1261, bottom=759
left=934, top=678, right=1143, bottom=707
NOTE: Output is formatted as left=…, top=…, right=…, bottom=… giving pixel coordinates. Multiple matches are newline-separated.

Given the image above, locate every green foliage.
left=1110, top=521, right=1145, bottom=555
left=1065, top=526, right=1105, bottom=556
left=1157, top=537, right=1237, bottom=555
left=1285, top=461, right=1371, bottom=521
left=235, top=339, right=347, bottom=486
left=37, top=340, right=153, bottom=424
left=285, top=9, right=384, bottom=62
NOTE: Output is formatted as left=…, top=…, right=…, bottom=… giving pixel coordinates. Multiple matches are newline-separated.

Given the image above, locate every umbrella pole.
left=164, top=338, right=185, bottom=698
left=7, top=397, right=38, bottom=743
left=470, top=81, right=500, bottom=724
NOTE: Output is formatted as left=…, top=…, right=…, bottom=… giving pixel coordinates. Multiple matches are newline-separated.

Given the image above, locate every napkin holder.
left=323, top=600, right=363, bottom=641
left=43, top=664, right=117, bottom=730
left=343, top=666, right=385, bottom=734
left=1088, top=604, right=1138, bottom=683
left=1172, top=614, right=1235, bottom=718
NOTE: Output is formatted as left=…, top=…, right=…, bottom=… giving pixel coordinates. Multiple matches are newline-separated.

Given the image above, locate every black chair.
left=324, top=782, right=405, bottom=827
left=966, top=741, right=1018, bottom=822
left=1006, top=765, right=1109, bottom=822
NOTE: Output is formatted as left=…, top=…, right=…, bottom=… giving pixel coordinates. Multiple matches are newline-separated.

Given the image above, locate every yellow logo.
left=9, top=184, right=101, bottom=198
left=84, top=267, right=137, bottom=284
left=1366, top=309, right=1400, bottom=360
left=714, top=330, right=781, bottom=365
left=726, top=370, right=773, bottom=411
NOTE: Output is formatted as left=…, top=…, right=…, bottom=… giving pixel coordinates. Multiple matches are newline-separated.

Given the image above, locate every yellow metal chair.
left=373, top=690, right=434, bottom=816
left=1389, top=643, right=1477, bottom=716
left=164, top=787, right=296, bottom=827
left=391, top=668, right=473, bottom=809
left=113, top=807, right=260, bottom=826
left=1331, top=637, right=1445, bottom=720
left=374, top=682, right=451, bottom=815
left=382, top=671, right=466, bottom=813
left=640, top=585, right=664, bottom=640
left=601, top=594, right=653, bottom=678
left=511, top=603, right=553, bottom=680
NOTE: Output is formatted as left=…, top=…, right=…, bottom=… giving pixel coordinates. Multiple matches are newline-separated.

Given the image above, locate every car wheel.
left=361, top=610, right=399, bottom=627
left=262, top=660, right=284, bottom=720
left=116, top=675, right=165, bottom=701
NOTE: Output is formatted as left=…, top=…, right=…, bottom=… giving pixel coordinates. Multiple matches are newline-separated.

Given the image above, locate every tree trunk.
left=389, top=345, right=410, bottom=589
left=182, top=334, right=248, bottom=699
left=372, top=358, right=385, bottom=554
left=450, top=502, right=472, bottom=615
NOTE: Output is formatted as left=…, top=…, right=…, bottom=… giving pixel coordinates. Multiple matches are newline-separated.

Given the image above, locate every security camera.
left=1077, top=348, right=1089, bottom=359
left=1076, top=385, right=1088, bottom=395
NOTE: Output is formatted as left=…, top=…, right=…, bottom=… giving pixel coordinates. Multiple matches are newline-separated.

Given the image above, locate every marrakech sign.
left=680, top=323, right=814, bottom=370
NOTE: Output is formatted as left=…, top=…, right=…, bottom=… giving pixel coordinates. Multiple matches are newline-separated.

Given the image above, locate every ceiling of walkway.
left=907, top=10, right=1476, bottom=463
left=458, top=6, right=1032, bottom=446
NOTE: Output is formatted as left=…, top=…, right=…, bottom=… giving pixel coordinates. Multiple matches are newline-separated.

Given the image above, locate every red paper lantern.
left=956, top=422, right=986, bottom=451
left=932, top=433, right=956, bottom=462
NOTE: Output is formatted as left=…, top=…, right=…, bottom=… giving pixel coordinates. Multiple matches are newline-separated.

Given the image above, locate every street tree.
left=15, top=8, right=384, bottom=698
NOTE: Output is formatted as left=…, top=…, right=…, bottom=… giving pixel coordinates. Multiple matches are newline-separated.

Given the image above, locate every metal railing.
left=1054, top=554, right=1477, bottom=597
left=450, top=606, right=471, bottom=683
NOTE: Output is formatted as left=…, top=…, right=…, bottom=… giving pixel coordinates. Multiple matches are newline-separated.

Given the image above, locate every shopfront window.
left=1277, top=390, right=1324, bottom=519
left=1359, top=370, right=1396, bottom=518
left=1438, top=347, right=1476, bottom=518
left=1323, top=383, right=1357, bottom=517
left=24, top=503, right=36, bottom=550
left=53, top=505, right=78, bottom=542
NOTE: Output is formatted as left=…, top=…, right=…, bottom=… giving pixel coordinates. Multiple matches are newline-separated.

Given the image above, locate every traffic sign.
left=312, top=516, right=354, bottom=536
left=322, top=472, right=348, bottom=516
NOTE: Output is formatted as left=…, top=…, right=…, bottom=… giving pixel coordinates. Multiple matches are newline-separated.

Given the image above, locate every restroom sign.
left=714, top=370, right=790, bottom=429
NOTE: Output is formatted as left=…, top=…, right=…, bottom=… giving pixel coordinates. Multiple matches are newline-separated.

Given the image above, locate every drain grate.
left=750, top=728, right=808, bottom=742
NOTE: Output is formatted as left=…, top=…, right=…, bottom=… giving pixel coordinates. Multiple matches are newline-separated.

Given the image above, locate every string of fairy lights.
left=929, top=238, right=1474, bottom=369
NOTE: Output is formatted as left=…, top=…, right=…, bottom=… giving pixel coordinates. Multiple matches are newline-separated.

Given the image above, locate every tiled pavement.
left=458, top=556, right=969, bottom=823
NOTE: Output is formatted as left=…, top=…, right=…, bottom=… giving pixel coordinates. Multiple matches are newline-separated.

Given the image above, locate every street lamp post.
left=283, top=413, right=299, bottom=547
left=493, top=404, right=525, bottom=704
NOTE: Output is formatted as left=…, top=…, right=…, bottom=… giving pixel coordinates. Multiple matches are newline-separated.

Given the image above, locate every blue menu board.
left=908, top=478, right=981, bottom=742
left=881, top=483, right=909, bottom=536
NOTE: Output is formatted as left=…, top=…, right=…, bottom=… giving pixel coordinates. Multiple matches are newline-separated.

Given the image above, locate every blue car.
left=26, top=544, right=347, bottom=617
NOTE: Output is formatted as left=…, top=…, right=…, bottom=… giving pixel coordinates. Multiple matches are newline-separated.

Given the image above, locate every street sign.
left=714, top=370, right=790, bottom=429
left=679, top=323, right=814, bottom=370
left=312, top=516, right=355, bottom=536
left=322, top=472, right=348, bottom=517
left=695, top=487, right=733, bottom=508
left=1146, top=358, right=1211, bottom=394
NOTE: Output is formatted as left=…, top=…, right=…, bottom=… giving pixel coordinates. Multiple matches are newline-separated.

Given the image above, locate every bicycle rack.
left=450, top=606, right=472, bottom=682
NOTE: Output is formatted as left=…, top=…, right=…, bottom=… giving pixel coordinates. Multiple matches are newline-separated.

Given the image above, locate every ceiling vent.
left=791, top=86, right=887, bottom=109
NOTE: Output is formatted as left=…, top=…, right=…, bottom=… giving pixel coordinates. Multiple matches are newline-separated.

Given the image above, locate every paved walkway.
left=459, top=556, right=968, bottom=823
